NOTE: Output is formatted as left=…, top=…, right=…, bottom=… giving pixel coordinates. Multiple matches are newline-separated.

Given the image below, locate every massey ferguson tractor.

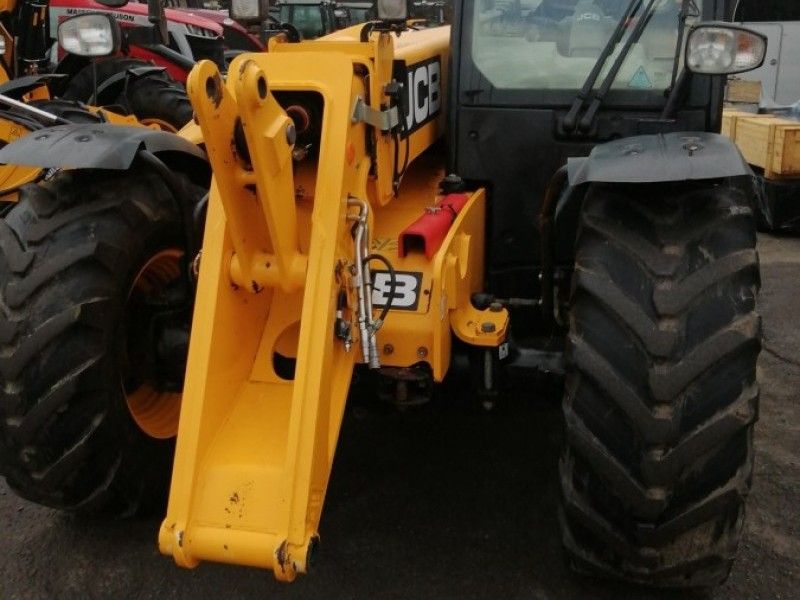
left=0, top=0, right=766, bottom=589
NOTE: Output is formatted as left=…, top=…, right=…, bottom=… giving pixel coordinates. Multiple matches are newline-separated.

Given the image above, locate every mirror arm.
left=147, top=0, right=169, bottom=46
left=661, top=68, right=692, bottom=120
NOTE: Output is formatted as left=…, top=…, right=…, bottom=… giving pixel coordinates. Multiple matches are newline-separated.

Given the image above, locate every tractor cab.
left=273, top=0, right=352, bottom=38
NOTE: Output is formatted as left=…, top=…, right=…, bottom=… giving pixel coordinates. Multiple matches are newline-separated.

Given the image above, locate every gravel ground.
left=1, top=233, right=798, bottom=600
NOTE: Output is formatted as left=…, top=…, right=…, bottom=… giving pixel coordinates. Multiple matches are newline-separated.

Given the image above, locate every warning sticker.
left=628, top=66, right=654, bottom=89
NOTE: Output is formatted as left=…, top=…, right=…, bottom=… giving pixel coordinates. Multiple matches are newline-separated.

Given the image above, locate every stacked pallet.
left=722, top=110, right=800, bottom=179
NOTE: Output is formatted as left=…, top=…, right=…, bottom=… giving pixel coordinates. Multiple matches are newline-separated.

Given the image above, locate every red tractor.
left=48, top=0, right=264, bottom=86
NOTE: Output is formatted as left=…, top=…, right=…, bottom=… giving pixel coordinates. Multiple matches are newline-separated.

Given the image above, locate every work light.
left=231, top=0, right=269, bottom=22
left=57, top=14, right=121, bottom=58
left=377, top=0, right=408, bottom=22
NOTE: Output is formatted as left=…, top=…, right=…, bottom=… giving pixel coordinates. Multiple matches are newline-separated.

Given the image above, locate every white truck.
left=738, top=20, right=800, bottom=105
left=734, top=1, right=800, bottom=105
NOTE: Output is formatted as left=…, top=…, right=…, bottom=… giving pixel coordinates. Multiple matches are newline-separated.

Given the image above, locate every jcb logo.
left=394, top=58, right=442, bottom=136
left=372, top=271, right=423, bottom=311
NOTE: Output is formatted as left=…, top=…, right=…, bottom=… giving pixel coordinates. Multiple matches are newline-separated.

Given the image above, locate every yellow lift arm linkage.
left=159, top=26, right=509, bottom=580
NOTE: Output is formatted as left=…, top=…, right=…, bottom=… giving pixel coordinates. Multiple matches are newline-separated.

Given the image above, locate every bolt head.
left=417, top=346, right=428, bottom=358
left=383, top=344, right=394, bottom=355
left=481, top=322, right=496, bottom=333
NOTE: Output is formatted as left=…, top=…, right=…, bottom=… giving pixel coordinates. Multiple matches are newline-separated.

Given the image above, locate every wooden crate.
left=721, top=109, right=768, bottom=139
left=734, top=116, right=800, bottom=178
left=725, top=79, right=762, bottom=104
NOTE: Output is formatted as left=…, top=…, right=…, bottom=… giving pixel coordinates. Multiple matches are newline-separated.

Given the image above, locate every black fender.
left=567, top=132, right=753, bottom=185
left=0, top=75, right=67, bottom=100
left=0, top=123, right=209, bottom=187
left=553, top=132, right=756, bottom=265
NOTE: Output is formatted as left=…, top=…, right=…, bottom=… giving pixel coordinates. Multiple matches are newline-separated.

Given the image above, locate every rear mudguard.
left=554, top=132, right=756, bottom=264
left=0, top=123, right=208, bottom=185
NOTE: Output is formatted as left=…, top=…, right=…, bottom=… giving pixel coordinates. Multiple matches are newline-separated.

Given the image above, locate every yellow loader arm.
left=159, top=26, right=508, bottom=580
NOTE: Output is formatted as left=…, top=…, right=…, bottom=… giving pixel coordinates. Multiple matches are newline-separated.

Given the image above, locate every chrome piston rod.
left=347, top=197, right=381, bottom=369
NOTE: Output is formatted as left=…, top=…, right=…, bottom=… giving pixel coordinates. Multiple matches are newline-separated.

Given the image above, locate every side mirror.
left=231, top=0, right=270, bottom=22
left=685, top=23, right=767, bottom=75
left=58, top=13, right=122, bottom=58
left=95, top=0, right=130, bottom=7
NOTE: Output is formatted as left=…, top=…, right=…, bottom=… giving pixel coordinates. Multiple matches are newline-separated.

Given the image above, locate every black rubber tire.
left=61, top=58, right=192, bottom=131
left=560, top=181, right=761, bottom=588
left=0, top=168, right=196, bottom=516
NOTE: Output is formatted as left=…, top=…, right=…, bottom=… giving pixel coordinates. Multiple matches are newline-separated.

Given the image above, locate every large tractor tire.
left=61, top=58, right=192, bottom=132
left=560, top=182, right=761, bottom=587
left=0, top=168, right=199, bottom=515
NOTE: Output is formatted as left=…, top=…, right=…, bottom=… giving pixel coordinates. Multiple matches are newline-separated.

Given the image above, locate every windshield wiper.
left=562, top=0, right=643, bottom=133
left=577, top=0, right=662, bottom=132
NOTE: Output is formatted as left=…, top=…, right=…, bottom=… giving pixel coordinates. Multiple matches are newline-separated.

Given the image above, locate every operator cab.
left=450, top=0, right=733, bottom=299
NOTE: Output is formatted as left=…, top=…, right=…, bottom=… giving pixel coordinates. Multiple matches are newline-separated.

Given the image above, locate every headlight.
left=57, top=13, right=121, bottom=58
left=377, top=0, right=408, bottom=22
left=231, top=0, right=269, bottom=22
left=686, top=24, right=767, bottom=75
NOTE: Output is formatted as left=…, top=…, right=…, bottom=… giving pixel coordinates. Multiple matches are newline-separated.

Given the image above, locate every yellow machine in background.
left=158, top=24, right=507, bottom=579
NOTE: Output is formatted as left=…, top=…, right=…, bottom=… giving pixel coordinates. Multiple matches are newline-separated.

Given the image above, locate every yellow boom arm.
left=159, top=26, right=508, bottom=580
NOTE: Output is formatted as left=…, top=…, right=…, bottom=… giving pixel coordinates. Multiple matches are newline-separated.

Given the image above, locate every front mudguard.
left=567, top=132, right=753, bottom=185
left=0, top=123, right=209, bottom=186
left=553, top=132, right=756, bottom=265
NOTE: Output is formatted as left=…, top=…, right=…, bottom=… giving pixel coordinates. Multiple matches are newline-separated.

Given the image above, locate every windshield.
left=471, top=0, right=701, bottom=92
left=280, top=5, right=326, bottom=39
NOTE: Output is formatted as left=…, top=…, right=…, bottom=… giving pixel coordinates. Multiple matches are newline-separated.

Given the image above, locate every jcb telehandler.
left=0, top=0, right=766, bottom=589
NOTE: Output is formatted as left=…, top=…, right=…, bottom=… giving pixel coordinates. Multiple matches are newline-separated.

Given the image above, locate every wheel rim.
left=139, top=118, right=179, bottom=133
left=125, top=249, right=184, bottom=439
